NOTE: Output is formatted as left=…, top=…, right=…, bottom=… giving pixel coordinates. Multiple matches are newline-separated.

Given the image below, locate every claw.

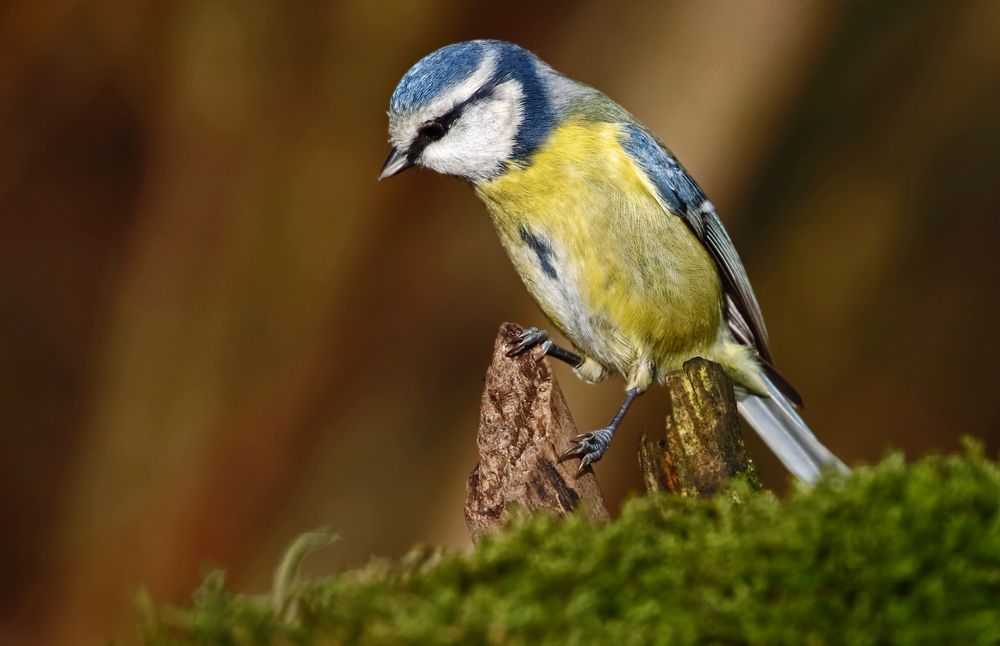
left=559, top=443, right=588, bottom=461
left=559, top=426, right=614, bottom=474
left=506, top=327, right=549, bottom=358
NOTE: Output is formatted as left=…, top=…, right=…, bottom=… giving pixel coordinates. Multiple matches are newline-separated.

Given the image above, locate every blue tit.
left=380, top=40, right=846, bottom=482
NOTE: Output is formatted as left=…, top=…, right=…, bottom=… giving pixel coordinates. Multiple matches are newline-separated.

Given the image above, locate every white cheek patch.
left=419, top=80, right=524, bottom=180
left=389, top=52, right=499, bottom=149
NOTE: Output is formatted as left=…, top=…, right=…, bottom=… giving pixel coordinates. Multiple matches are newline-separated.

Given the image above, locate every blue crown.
left=389, top=40, right=557, bottom=161
left=390, top=41, right=489, bottom=115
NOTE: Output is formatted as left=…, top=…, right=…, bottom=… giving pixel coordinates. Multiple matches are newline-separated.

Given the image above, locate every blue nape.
left=494, top=43, right=555, bottom=161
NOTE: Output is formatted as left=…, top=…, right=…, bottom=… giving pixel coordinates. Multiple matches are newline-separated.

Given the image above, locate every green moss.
left=141, top=444, right=1000, bottom=645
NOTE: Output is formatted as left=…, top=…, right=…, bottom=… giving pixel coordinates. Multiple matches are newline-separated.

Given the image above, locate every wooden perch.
left=465, top=325, right=757, bottom=541
left=639, top=358, right=759, bottom=497
left=465, top=323, right=609, bottom=541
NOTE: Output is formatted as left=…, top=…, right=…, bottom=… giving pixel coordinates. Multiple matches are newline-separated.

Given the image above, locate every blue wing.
left=620, top=123, right=789, bottom=385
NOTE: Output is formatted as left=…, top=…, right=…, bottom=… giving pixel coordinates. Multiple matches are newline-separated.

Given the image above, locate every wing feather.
left=620, top=123, right=772, bottom=362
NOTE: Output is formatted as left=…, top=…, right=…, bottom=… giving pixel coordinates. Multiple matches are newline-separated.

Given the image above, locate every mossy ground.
left=140, top=445, right=1000, bottom=645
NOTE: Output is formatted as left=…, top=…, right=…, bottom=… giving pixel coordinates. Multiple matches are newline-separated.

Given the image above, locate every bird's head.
left=380, top=40, right=558, bottom=183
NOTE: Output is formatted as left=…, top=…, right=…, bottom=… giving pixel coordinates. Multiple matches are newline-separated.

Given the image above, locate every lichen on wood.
left=640, top=357, right=759, bottom=496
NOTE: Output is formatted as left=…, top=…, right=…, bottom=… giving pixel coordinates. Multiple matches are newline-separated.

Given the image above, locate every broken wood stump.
left=639, top=358, right=759, bottom=497
left=464, top=323, right=609, bottom=541
left=465, top=324, right=759, bottom=541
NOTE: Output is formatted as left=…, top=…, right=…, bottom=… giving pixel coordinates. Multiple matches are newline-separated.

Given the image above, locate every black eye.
left=419, top=121, right=446, bottom=142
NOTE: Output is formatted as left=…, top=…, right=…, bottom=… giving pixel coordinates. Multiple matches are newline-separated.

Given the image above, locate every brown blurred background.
left=2, top=0, right=999, bottom=642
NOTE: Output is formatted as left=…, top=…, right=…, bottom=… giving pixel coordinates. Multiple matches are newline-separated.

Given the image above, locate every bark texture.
left=465, top=323, right=609, bottom=541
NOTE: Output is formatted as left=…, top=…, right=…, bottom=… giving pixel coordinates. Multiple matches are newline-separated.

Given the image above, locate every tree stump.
left=465, top=325, right=758, bottom=541
left=639, top=357, right=759, bottom=497
left=464, top=323, right=609, bottom=541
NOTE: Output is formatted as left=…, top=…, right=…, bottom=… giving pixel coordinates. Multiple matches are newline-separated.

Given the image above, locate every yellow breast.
left=474, top=120, right=722, bottom=378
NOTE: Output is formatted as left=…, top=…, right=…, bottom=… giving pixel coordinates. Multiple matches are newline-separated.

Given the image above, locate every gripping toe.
left=559, top=427, right=614, bottom=475
left=506, top=327, right=548, bottom=357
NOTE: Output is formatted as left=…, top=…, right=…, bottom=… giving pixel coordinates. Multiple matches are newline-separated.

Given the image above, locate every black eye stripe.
left=422, top=82, right=498, bottom=138
left=407, top=82, right=499, bottom=160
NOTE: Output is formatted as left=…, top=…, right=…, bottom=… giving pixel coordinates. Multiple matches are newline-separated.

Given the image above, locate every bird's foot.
left=507, top=327, right=584, bottom=367
left=560, top=427, right=614, bottom=474
left=506, top=326, right=549, bottom=358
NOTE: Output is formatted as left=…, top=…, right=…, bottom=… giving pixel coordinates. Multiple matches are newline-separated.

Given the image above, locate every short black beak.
left=378, top=147, right=412, bottom=181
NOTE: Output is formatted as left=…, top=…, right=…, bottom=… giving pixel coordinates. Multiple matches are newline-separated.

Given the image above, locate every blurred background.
left=2, top=0, right=999, bottom=642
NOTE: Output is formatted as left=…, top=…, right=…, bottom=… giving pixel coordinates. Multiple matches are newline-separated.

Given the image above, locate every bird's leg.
left=506, top=326, right=583, bottom=368
left=560, top=387, right=639, bottom=474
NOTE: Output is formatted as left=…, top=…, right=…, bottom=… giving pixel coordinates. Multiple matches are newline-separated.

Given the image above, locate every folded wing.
left=620, top=123, right=802, bottom=406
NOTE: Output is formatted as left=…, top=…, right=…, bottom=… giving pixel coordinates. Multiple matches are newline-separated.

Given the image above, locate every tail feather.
left=737, top=375, right=848, bottom=483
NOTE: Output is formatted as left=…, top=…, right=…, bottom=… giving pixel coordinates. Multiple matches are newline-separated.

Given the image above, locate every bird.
left=380, top=40, right=847, bottom=482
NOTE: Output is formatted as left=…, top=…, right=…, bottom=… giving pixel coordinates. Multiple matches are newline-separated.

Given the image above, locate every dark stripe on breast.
left=519, top=226, right=558, bottom=280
